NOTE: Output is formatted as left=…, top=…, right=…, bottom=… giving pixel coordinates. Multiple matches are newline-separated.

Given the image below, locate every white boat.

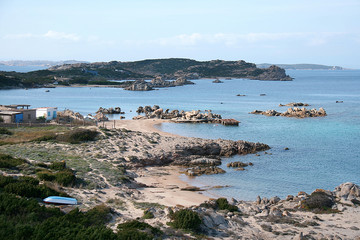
left=43, top=196, right=78, bottom=205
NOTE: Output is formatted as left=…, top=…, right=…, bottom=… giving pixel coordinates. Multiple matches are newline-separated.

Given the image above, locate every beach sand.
left=103, top=119, right=211, bottom=207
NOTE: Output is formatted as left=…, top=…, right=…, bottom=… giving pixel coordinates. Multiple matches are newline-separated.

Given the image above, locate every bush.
left=54, top=169, right=76, bottom=186
left=34, top=134, right=56, bottom=142
left=50, top=161, right=66, bottom=171
left=0, top=175, right=17, bottom=188
left=168, top=209, right=202, bottom=231
left=0, top=127, right=12, bottom=135
left=36, top=171, right=56, bottom=181
left=57, top=129, right=99, bottom=144
left=301, top=192, right=335, bottom=211
left=117, top=220, right=162, bottom=239
left=1, top=175, right=67, bottom=198
left=19, top=176, right=39, bottom=185
left=4, top=182, right=42, bottom=198
left=0, top=153, right=26, bottom=168
left=142, top=210, right=154, bottom=219
left=216, top=198, right=238, bottom=212
left=0, top=192, right=120, bottom=240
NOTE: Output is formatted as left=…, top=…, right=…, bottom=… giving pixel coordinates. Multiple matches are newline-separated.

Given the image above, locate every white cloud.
left=153, top=32, right=347, bottom=47
left=43, top=30, right=80, bottom=41
left=4, top=30, right=80, bottom=41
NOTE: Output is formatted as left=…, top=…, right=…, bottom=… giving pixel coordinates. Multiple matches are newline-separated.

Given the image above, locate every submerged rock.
left=185, top=166, right=226, bottom=176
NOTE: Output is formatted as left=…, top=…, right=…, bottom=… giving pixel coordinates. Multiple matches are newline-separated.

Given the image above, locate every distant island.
left=0, top=60, right=88, bottom=67
left=0, top=58, right=292, bottom=89
left=257, top=63, right=344, bottom=70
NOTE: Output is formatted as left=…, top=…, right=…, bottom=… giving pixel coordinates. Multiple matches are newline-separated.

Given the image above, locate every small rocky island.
left=251, top=107, right=327, bottom=118
left=133, top=105, right=240, bottom=125
left=125, top=76, right=194, bottom=91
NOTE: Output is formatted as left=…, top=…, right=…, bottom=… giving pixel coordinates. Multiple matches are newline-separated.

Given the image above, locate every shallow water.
left=1, top=69, right=359, bottom=200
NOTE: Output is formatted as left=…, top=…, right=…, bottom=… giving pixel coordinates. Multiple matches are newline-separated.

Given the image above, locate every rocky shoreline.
left=1, top=120, right=359, bottom=239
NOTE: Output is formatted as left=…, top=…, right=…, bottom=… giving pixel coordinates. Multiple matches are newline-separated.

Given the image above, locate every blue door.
left=15, top=113, right=23, bottom=123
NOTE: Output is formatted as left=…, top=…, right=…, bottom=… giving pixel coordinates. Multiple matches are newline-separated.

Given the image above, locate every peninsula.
left=0, top=58, right=292, bottom=89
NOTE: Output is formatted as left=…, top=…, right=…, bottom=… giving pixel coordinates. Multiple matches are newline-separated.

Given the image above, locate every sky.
left=0, top=0, right=359, bottom=68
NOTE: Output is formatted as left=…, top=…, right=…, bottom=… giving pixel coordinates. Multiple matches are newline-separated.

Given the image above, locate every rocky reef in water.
left=250, top=107, right=327, bottom=118
left=134, top=105, right=222, bottom=122
left=124, top=76, right=194, bottom=91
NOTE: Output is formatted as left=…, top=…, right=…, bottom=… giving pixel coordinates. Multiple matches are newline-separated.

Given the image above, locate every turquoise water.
left=1, top=70, right=359, bottom=200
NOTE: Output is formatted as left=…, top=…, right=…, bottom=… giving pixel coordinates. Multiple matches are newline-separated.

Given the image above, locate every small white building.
left=36, top=107, right=58, bottom=121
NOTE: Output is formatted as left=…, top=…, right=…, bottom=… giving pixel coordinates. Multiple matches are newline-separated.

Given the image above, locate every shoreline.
left=135, top=166, right=210, bottom=207
left=103, top=119, right=214, bottom=206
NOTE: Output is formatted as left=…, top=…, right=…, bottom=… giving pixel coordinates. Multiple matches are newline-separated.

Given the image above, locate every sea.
left=1, top=69, right=359, bottom=201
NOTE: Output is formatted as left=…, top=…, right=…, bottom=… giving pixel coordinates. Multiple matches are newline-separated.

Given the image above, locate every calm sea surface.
left=1, top=70, right=359, bottom=200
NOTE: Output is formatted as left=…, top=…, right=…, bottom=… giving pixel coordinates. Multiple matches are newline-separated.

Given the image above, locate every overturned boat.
left=43, top=196, right=78, bottom=205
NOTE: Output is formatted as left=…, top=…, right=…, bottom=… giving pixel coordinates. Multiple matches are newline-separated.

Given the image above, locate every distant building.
left=36, top=107, right=58, bottom=121
left=0, top=104, right=36, bottom=123
left=0, top=111, right=23, bottom=123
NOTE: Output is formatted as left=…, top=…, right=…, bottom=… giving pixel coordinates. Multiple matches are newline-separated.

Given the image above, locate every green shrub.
left=216, top=198, right=238, bottom=212
left=0, top=192, right=120, bottom=240
left=0, top=153, right=26, bottom=168
left=117, top=229, right=153, bottom=240
left=19, top=176, right=39, bottom=185
left=301, top=192, right=335, bottom=211
left=36, top=171, right=56, bottom=181
left=0, top=175, right=17, bottom=188
left=168, top=209, right=202, bottom=231
left=4, top=182, right=42, bottom=198
left=54, top=169, right=76, bottom=186
left=117, top=220, right=162, bottom=238
left=83, top=204, right=113, bottom=227
left=57, top=129, right=99, bottom=144
left=34, top=134, right=56, bottom=142
left=0, top=127, right=12, bottom=135
left=50, top=161, right=66, bottom=171
left=142, top=210, right=154, bottom=219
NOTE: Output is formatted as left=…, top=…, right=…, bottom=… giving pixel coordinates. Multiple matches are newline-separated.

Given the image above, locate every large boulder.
left=334, top=182, right=360, bottom=201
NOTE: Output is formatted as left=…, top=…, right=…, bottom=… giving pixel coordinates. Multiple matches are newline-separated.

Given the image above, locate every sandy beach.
left=103, top=119, right=179, bottom=137
left=102, top=119, right=211, bottom=207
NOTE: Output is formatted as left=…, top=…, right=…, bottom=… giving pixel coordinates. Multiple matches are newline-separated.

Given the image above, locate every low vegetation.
left=36, top=161, right=76, bottom=186
left=0, top=175, right=68, bottom=198
left=301, top=191, right=335, bottom=212
left=0, top=153, right=26, bottom=168
left=56, top=128, right=99, bottom=144
left=0, top=127, right=12, bottom=135
left=168, top=209, right=202, bottom=232
left=0, top=126, right=98, bottom=145
left=216, top=198, right=239, bottom=212
left=117, top=220, right=162, bottom=240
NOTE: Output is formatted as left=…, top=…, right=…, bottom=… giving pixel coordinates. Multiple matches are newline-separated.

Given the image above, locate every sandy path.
left=102, top=119, right=179, bottom=137
left=135, top=166, right=210, bottom=207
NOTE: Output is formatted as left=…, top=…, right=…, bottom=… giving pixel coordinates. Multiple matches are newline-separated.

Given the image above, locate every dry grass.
left=0, top=126, right=69, bottom=144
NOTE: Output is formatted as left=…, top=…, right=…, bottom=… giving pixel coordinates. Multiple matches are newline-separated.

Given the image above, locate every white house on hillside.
left=36, top=107, right=58, bottom=121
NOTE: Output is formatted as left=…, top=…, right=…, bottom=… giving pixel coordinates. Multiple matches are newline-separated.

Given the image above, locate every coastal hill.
left=0, top=60, right=88, bottom=67
left=0, top=58, right=292, bottom=89
left=257, top=63, right=344, bottom=70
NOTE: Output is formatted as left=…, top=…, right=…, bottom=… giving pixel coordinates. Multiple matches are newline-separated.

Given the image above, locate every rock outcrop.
left=184, top=166, right=226, bottom=176
left=125, top=76, right=194, bottom=91
left=212, top=79, right=223, bottom=83
left=279, top=102, right=309, bottom=107
left=96, top=107, right=124, bottom=114
left=254, top=65, right=293, bottom=81
left=134, top=105, right=224, bottom=123
left=250, top=107, right=327, bottom=118
left=124, top=80, right=153, bottom=91
left=56, top=109, right=84, bottom=123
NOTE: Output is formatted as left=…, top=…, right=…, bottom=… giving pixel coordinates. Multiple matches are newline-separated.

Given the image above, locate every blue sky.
left=1, top=0, right=359, bottom=68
